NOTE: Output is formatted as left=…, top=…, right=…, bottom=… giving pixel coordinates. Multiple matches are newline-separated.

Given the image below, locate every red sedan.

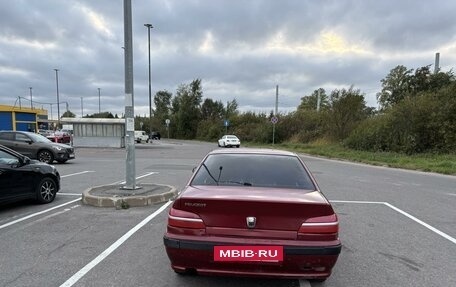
left=46, top=131, right=71, bottom=144
left=164, top=148, right=341, bottom=281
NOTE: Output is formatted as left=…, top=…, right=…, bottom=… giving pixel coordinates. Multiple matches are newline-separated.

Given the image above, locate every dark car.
left=0, top=144, right=60, bottom=204
left=150, top=131, right=161, bottom=140
left=164, top=148, right=341, bottom=281
left=0, top=131, right=75, bottom=164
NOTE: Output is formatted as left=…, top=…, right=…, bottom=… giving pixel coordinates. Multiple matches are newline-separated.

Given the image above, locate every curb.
left=82, top=184, right=177, bottom=208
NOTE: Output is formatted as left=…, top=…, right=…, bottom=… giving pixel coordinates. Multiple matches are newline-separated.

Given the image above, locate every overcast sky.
left=1, top=0, right=455, bottom=119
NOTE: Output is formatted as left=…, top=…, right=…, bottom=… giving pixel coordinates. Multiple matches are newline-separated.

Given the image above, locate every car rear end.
left=164, top=150, right=341, bottom=280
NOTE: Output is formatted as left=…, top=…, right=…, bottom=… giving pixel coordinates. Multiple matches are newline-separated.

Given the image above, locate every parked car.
left=150, top=131, right=161, bottom=140
left=0, top=144, right=60, bottom=204
left=218, top=135, right=240, bottom=148
left=0, top=131, right=75, bottom=164
left=134, top=130, right=149, bottom=143
left=164, top=148, right=341, bottom=281
left=47, top=131, right=72, bottom=144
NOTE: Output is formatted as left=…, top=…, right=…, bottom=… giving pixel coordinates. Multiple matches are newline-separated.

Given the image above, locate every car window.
left=0, top=150, right=20, bottom=165
left=15, top=133, right=31, bottom=142
left=27, top=132, right=52, bottom=143
left=192, top=154, right=316, bottom=190
left=0, top=132, right=14, bottom=140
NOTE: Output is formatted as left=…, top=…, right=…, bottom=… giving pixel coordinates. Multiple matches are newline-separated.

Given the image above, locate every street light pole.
left=81, top=97, right=84, bottom=117
left=29, top=87, right=33, bottom=109
left=124, top=0, right=136, bottom=189
left=98, top=87, right=101, bottom=113
left=144, top=23, right=153, bottom=136
left=54, top=69, right=60, bottom=128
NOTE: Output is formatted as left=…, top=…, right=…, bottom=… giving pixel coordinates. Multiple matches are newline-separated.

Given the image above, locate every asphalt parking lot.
left=1, top=139, right=455, bottom=287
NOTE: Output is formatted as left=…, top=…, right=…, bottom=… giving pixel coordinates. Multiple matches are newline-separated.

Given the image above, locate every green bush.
left=345, top=82, right=456, bottom=154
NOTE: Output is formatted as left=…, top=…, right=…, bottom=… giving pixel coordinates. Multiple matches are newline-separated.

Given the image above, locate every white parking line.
left=383, top=202, right=456, bottom=245
left=58, top=193, right=82, bottom=196
left=59, top=200, right=173, bottom=287
left=61, top=171, right=95, bottom=178
left=331, top=200, right=456, bottom=245
left=0, top=198, right=81, bottom=230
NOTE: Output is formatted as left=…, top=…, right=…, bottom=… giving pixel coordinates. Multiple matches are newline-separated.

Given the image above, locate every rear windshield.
left=191, top=153, right=316, bottom=190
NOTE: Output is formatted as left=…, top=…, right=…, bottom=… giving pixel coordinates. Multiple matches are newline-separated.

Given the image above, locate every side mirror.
left=27, top=140, right=33, bottom=145
left=192, top=167, right=197, bottom=173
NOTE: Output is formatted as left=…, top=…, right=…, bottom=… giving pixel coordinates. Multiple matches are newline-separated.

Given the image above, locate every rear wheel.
left=36, top=177, right=57, bottom=204
left=38, top=150, right=54, bottom=164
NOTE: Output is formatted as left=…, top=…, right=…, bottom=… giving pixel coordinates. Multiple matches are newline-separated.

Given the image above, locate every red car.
left=46, top=131, right=71, bottom=144
left=164, top=148, right=341, bottom=281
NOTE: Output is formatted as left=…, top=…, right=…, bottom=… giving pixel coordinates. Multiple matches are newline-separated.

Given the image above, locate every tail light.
left=168, top=208, right=205, bottom=229
left=298, top=214, right=339, bottom=240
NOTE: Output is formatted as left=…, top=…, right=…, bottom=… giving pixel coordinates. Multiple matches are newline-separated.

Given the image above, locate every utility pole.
left=275, top=85, right=278, bottom=116
left=272, top=85, right=279, bottom=145
left=54, top=69, right=60, bottom=128
left=434, top=52, right=440, bottom=74
left=29, top=87, right=33, bottom=109
left=144, top=23, right=153, bottom=136
left=98, top=88, right=101, bottom=113
left=317, top=89, right=321, bottom=111
left=123, top=0, right=137, bottom=190
left=81, top=97, right=84, bottom=117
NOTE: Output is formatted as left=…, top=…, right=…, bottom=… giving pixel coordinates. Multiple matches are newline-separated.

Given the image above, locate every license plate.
left=214, top=246, right=283, bottom=262
left=69, top=153, right=75, bottom=158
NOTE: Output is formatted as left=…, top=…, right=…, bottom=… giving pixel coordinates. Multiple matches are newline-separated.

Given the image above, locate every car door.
left=0, top=150, right=35, bottom=201
left=0, top=132, right=15, bottom=149
left=13, top=133, right=35, bottom=158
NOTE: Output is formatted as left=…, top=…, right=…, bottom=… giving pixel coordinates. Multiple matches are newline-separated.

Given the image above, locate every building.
left=0, top=104, right=49, bottom=132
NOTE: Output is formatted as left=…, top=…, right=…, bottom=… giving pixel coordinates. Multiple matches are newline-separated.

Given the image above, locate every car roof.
left=208, top=148, right=297, bottom=157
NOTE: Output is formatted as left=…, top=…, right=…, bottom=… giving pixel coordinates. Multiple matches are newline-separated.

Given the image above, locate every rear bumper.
left=164, top=237, right=341, bottom=255
left=164, top=235, right=341, bottom=279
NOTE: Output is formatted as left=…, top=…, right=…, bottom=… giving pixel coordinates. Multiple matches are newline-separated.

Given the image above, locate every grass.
left=244, top=141, right=456, bottom=175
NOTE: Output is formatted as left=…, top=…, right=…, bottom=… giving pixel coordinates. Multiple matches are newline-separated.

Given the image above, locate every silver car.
left=0, top=131, right=75, bottom=164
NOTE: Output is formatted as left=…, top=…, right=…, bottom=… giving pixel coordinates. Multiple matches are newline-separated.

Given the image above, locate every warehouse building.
left=0, top=104, right=49, bottom=132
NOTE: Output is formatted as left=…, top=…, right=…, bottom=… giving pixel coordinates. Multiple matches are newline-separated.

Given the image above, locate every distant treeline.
left=86, top=65, right=455, bottom=155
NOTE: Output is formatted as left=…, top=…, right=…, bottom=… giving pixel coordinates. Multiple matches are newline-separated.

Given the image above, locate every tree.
left=298, top=88, right=329, bottom=111
left=85, top=112, right=114, bottom=118
left=329, top=86, right=370, bottom=139
left=171, top=79, right=203, bottom=138
left=61, top=110, right=76, bottom=118
left=377, top=65, right=413, bottom=109
left=154, top=90, right=172, bottom=123
left=226, top=99, right=239, bottom=117
left=201, top=98, right=224, bottom=120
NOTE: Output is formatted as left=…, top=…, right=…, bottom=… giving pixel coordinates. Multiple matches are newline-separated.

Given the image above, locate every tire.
left=38, top=150, right=54, bottom=164
left=36, top=177, right=57, bottom=204
left=57, top=159, right=67, bottom=164
left=218, top=142, right=221, bottom=147
left=236, top=145, right=240, bottom=148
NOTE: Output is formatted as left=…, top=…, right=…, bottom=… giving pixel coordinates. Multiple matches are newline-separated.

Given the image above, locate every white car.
left=134, top=130, right=149, bottom=143
left=218, top=135, right=241, bottom=148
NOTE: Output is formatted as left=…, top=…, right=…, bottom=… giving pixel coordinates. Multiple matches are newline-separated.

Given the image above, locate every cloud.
left=0, top=0, right=455, bottom=118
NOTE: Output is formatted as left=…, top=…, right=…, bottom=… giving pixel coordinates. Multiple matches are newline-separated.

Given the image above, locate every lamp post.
left=54, top=68, right=60, bottom=128
left=81, top=97, right=84, bottom=117
left=98, top=87, right=101, bottom=113
left=29, top=87, right=33, bottom=109
left=144, top=23, right=153, bottom=136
